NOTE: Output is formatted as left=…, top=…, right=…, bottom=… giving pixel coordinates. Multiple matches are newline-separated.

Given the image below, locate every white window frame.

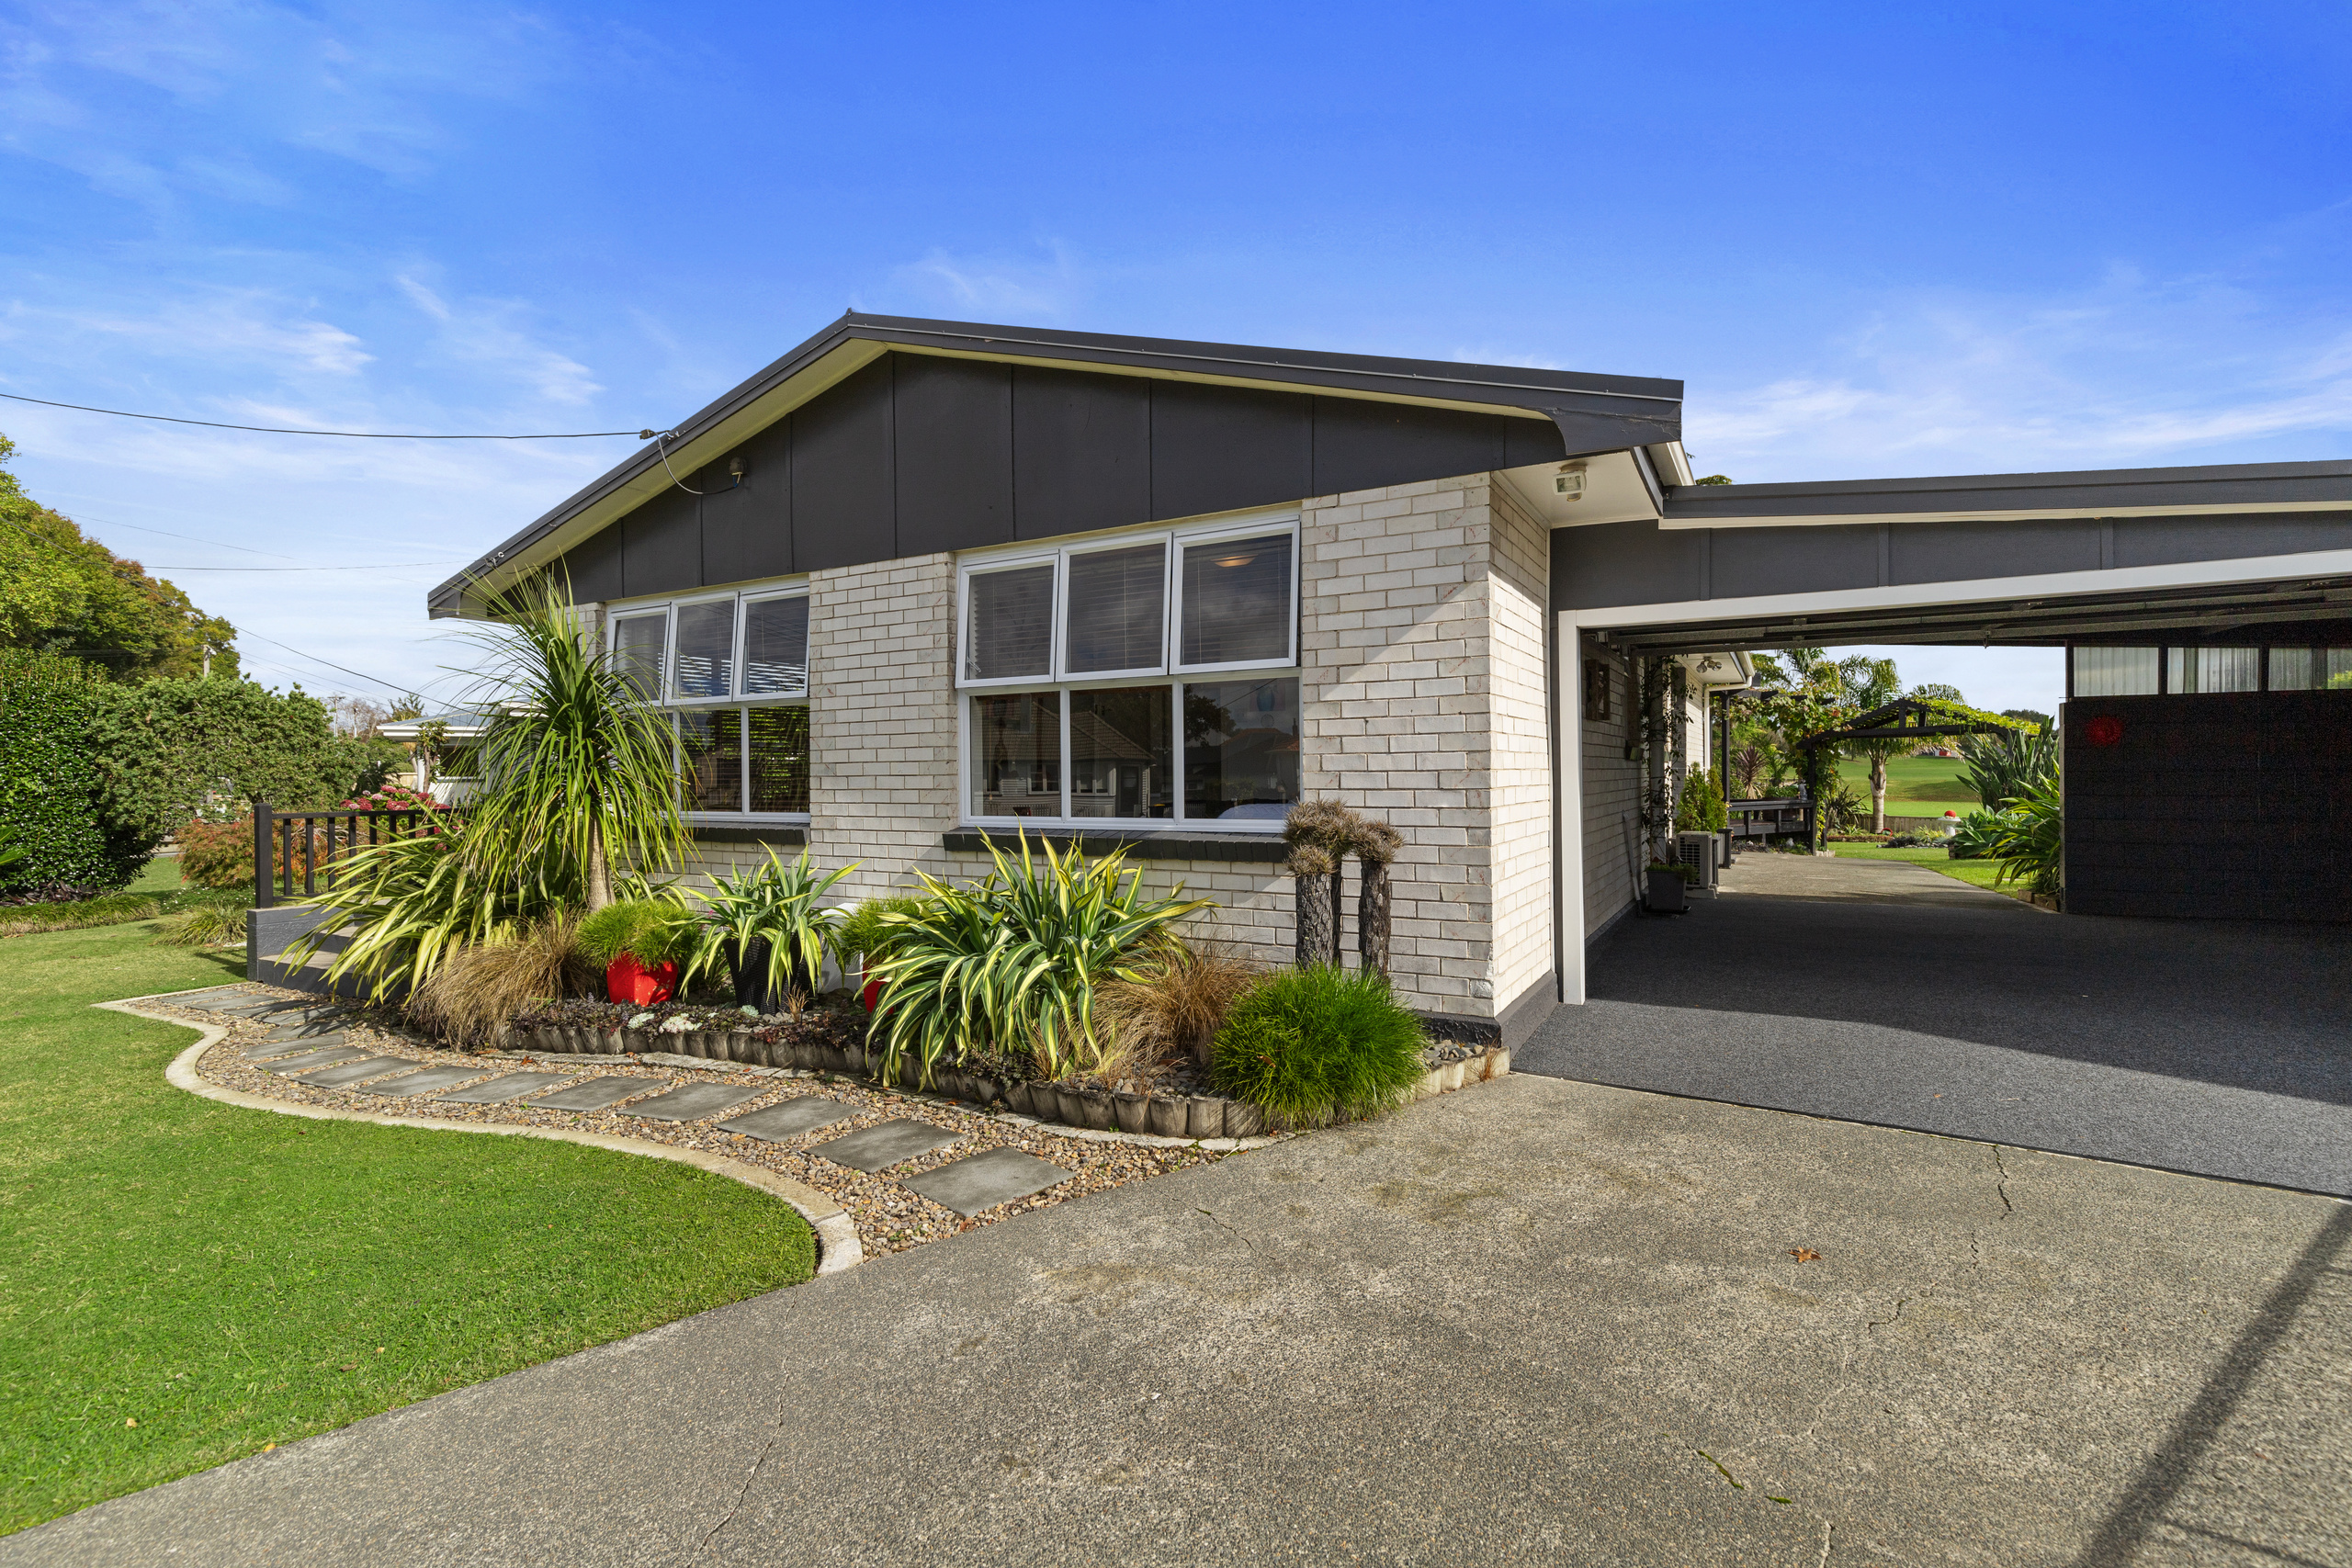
left=605, top=581, right=812, bottom=825
left=954, top=513, right=1302, bottom=834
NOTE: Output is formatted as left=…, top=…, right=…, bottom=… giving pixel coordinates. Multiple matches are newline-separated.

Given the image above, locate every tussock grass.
left=150, top=903, right=248, bottom=947
left=1099, top=943, right=1263, bottom=1071
left=1210, top=964, right=1429, bottom=1129
left=408, top=913, right=600, bottom=1045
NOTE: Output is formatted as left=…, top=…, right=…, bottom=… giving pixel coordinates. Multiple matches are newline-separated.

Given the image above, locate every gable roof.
left=430, top=313, right=1682, bottom=615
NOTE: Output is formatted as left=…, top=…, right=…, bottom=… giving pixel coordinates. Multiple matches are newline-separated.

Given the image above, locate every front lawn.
left=1871, top=753, right=1986, bottom=818
left=1833, top=842, right=2027, bottom=898
left=0, top=919, right=813, bottom=1537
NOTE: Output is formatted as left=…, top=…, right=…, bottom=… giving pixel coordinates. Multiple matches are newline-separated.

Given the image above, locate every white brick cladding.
left=661, top=469, right=1563, bottom=1022
left=1299, top=472, right=1553, bottom=1021
left=1579, top=637, right=1638, bottom=936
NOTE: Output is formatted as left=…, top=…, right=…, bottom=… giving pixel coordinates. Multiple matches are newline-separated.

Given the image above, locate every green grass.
left=1869, top=754, right=1986, bottom=819
left=0, top=919, right=813, bottom=1536
left=1832, top=843, right=2028, bottom=898
left=127, top=857, right=184, bottom=895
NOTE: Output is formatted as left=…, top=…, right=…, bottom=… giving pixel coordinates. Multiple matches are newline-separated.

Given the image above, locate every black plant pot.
left=728, top=938, right=779, bottom=1014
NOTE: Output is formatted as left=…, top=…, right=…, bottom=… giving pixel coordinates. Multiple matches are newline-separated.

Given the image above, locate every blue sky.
left=3, top=1, right=2348, bottom=715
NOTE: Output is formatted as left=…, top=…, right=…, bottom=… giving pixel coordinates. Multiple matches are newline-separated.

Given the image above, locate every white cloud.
left=888, top=243, right=1091, bottom=320
left=394, top=272, right=601, bottom=405
left=6, top=291, right=373, bottom=376
left=1686, top=267, right=2352, bottom=481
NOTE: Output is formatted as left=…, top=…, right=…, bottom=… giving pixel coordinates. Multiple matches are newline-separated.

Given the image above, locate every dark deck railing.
left=251, top=802, right=455, bottom=907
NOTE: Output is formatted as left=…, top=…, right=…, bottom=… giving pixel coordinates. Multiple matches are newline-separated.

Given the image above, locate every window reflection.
left=678, top=710, right=742, bottom=812
left=1069, top=686, right=1173, bottom=819
left=1183, top=678, right=1299, bottom=821
left=971, top=692, right=1061, bottom=817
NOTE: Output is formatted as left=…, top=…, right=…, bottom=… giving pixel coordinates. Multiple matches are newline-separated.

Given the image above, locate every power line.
left=49, top=509, right=297, bottom=559
left=230, top=627, right=409, bottom=696
left=0, top=390, right=655, bottom=441
left=154, top=561, right=466, bottom=572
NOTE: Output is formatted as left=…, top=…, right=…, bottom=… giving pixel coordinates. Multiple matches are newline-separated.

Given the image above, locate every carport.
left=1531, top=457, right=2352, bottom=1190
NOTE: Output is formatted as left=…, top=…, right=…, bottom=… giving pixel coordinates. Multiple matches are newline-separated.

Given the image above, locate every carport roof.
left=1662, top=457, right=2352, bottom=528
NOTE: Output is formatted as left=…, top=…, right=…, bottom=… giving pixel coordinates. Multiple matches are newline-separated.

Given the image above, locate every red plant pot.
left=862, top=976, right=885, bottom=1012
left=607, top=953, right=680, bottom=1007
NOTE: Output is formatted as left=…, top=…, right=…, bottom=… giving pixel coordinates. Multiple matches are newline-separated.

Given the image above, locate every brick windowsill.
left=941, top=829, right=1288, bottom=863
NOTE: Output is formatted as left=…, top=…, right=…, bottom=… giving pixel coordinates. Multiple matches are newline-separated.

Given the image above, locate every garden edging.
left=105, top=989, right=865, bottom=1275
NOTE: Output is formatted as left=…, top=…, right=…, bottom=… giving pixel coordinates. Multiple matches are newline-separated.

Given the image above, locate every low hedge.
left=0, top=893, right=163, bottom=938
left=1209, top=964, right=1427, bottom=1129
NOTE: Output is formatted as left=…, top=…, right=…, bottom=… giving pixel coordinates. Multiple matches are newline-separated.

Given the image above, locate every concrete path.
left=1525, top=853, right=2352, bottom=1195
left=7, top=1074, right=2345, bottom=1566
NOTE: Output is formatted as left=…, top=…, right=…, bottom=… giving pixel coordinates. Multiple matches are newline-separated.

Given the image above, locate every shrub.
left=1209, top=964, right=1428, bottom=1129
left=867, top=830, right=1213, bottom=1089
left=0, top=892, right=161, bottom=937
left=1099, top=942, right=1264, bottom=1071
left=409, top=913, right=599, bottom=1046
left=153, top=902, right=248, bottom=947
left=683, top=850, right=855, bottom=998
left=0, top=649, right=122, bottom=893
left=1959, top=728, right=2058, bottom=811
left=1676, top=770, right=1728, bottom=833
left=1947, top=808, right=2013, bottom=861
left=1990, top=776, right=2064, bottom=897
left=834, top=895, right=928, bottom=971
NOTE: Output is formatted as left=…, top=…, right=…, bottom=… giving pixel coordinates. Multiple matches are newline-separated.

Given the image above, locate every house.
left=430, top=314, right=2352, bottom=1043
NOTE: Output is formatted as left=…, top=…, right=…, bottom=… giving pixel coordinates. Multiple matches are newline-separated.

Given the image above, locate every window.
left=2071, top=647, right=2158, bottom=697
left=2264, top=648, right=2352, bottom=691
left=2167, top=647, right=2259, bottom=694
left=956, top=518, right=1301, bottom=828
left=605, top=585, right=811, bottom=818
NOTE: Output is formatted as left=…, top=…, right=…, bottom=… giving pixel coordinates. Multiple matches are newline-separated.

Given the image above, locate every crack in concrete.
left=1991, top=1144, right=2014, bottom=1216
left=1866, top=1297, right=1910, bottom=1333
left=690, top=1431, right=777, bottom=1563
left=1196, top=1207, right=1269, bottom=1264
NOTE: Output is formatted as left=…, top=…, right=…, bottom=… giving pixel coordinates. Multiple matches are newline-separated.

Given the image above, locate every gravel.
left=158, top=987, right=1236, bottom=1260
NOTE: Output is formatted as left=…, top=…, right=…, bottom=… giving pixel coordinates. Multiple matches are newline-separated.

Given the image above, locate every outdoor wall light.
left=727, top=455, right=748, bottom=486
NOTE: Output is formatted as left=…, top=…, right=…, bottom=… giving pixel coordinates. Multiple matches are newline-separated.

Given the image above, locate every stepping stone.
left=718, top=1097, right=854, bottom=1144
left=245, top=1032, right=346, bottom=1061
left=810, top=1119, right=960, bottom=1173
left=622, top=1083, right=766, bottom=1122
left=290, top=1055, right=418, bottom=1089
left=436, top=1072, right=573, bottom=1104
left=263, top=1014, right=347, bottom=1041
left=526, top=1077, right=661, bottom=1112
left=260, top=1045, right=368, bottom=1075
left=361, top=1066, right=490, bottom=1097
left=175, top=987, right=263, bottom=1010
left=903, top=1147, right=1071, bottom=1217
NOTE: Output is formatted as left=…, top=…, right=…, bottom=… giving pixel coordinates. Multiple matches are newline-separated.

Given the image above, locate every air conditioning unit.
left=1674, top=831, right=1718, bottom=892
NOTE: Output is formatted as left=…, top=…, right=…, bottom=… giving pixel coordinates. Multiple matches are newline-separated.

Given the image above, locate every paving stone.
left=290, top=1055, right=418, bottom=1088
left=260, top=1045, right=368, bottom=1075
left=526, top=1077, right=662, bottom=1112
left=717, top=1097, right=854, bottom=1143
left=810, top=1119, right=960, bottom=1173
left=435, top=1072, right=573, bottom=1104
left=173, top=987, right=264, bottom=1010
left=263, top=1017, right=349, bottom=1042
left=360, top=1066, right=492, bottom=1097
left=622, top=1083, right=767, bottom=1122
left=245, top=1032, right=346, bottom=1061
left=901, top=1147, right=1072, bottom=1217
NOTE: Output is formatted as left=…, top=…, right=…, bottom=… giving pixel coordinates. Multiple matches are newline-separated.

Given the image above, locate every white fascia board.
left=1576, top=547, right=2352, bottom=630
left=1657, top=499, right=2352, bottom=530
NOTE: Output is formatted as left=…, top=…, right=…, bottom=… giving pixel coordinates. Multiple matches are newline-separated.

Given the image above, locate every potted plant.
left=685, top=849, right=856, bottom=1013
left=577, top=898, right=699, bottom=1006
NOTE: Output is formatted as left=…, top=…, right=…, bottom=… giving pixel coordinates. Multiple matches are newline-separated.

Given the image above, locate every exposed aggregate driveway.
left=7, top=1072, right=2346, bottom=1566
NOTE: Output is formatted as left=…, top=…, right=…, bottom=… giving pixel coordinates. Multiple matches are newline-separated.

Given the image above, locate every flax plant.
left=865, top=829, right=1214, bottom=1088
left=682, top=849, right=856, bottom=1000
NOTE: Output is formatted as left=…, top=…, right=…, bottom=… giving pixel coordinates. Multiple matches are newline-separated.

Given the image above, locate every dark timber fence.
left=250, top=801, right=455, bottom=906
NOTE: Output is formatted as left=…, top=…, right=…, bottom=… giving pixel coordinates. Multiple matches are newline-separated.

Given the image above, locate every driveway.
left=6, top=1074, right=2346, bottom=1566
left=1521, top=852, right=2352, bottom=1195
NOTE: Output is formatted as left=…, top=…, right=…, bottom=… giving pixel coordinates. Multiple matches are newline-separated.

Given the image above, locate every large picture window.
left=607, top=585, right=811, bottom=819
left=956, top=519, right=1300, bottom=829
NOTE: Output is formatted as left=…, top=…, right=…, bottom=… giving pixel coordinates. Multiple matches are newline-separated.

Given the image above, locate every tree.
left=1835, top=653, right=1905, bottom=832
left=1748, top=648, right=1847, bottom=847
left=0, top=434, right=240, bottom=682
left=1693, top=474, right=1735, bottom=485
left=2001, top=707, right=2052, bottom=732
left=1911, top=682, right=1965, bottom=705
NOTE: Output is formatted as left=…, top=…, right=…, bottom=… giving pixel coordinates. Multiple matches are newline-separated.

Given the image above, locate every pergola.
left=1793, top=697, right=2036, bottom=754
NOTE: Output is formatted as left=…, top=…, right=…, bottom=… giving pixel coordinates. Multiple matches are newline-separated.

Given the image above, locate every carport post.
left=1555, top=611, right=1587, bottom=1005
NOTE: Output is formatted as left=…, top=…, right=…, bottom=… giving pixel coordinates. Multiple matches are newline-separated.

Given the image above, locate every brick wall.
left=1487, top=479, right=1555, bottom=1013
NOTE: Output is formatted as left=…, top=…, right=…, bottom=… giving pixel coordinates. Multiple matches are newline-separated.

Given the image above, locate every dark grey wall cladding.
left=1554, top=509, right=2352, bottom=613
left=558, top=352, right=1568, bottom=597
left=2066, top=694, right=2352, bottom=921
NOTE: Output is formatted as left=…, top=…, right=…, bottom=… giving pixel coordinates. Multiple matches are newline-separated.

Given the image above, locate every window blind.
left=672, top=600, right=736, bottom=699
left=1180, top=533, right=1292, bottom=667
left=965, top=564, right=1055, bottom=681
left=741, top=596, right=809, bottom=695
left=1064, top=543, right=1166, bottom=672
left=613, top=615, right=666, bottom=697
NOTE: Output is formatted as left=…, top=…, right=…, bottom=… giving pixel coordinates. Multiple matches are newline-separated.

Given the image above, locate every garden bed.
left=498, top=995, right=1510, bottom=1139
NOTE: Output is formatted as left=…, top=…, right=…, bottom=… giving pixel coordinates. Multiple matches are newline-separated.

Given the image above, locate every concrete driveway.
left=1521, top=852, right=2352, bottom=1195
left=7, top=1073, right=2346, bottom=1567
